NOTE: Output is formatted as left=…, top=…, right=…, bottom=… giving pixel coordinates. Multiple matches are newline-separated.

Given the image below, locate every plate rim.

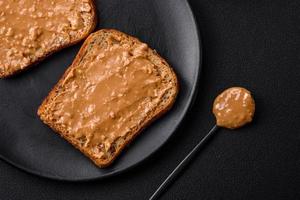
left=0, top=0, right=202, bottom=182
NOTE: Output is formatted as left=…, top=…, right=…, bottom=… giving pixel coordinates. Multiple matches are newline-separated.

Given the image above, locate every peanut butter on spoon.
left=213, top=87, right=255, bottom=129
left=150, top=87, right=256, bottom=200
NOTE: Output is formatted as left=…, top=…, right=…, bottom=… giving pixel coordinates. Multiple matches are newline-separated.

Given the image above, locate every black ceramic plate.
left=0, top=0, right=200, bottom=181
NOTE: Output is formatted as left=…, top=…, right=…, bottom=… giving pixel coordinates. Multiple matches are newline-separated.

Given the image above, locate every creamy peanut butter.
left=0, top=0, right=94, bottom=75
left=50, top=37, right=171, bottom=158
left=213, top=87, right=255, bottom=129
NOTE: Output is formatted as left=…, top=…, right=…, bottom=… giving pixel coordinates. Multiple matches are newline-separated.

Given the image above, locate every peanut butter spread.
left=0, top=0, right=94, bottom=75
left=213, top=87, right=255, bottom=129
left=50, top=38, right=171, bottom=158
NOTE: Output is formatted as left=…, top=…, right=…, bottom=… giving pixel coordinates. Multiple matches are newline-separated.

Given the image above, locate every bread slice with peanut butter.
left=38, top=29, right=179, bottom=167
left=0, top=0, right=97, bottom=78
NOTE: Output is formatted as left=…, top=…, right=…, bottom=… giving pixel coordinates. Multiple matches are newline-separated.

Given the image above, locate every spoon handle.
left=149, top=125, right=219, bottom=200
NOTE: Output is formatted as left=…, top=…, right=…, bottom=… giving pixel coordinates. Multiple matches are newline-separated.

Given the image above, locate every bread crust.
left=0, top=0, right=97, bottom=78
left=38, top=29, right=179, bottom=167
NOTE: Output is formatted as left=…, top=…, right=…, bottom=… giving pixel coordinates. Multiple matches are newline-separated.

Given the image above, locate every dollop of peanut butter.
left=213, top=87, right=255, bottom=129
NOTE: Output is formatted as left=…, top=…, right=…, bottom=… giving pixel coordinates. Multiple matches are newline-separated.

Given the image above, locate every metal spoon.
left=149, top=87, right=255, bottom=200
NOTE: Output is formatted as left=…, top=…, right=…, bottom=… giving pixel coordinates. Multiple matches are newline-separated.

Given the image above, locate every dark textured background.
left=1, top=0, right=299, bottom=199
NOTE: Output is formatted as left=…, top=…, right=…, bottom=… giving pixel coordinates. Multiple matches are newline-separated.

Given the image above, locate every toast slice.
left=0, top=0, right=97, bottom=78
left=38, top=29, right=179, bottom=167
